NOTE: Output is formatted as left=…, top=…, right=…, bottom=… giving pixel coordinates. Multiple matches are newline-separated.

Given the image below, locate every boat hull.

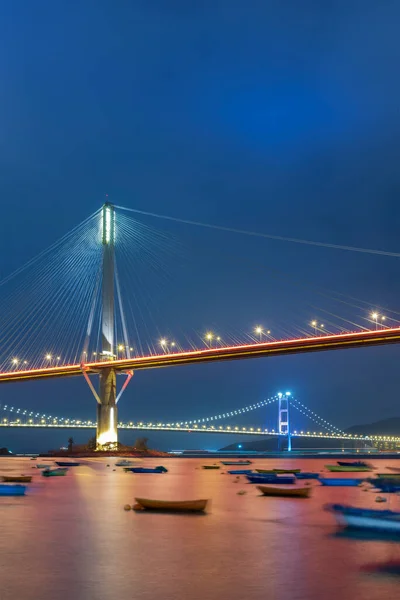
left=0, top=484, right=26, bottom=496
left=257, top=485, right=311, bottom=498
left=125, top=467, right=167, bottom=473
left=247, top=474, right=295, bottom=484
left=319, top=478, right=364, bottom=487
left=42, top=468, right=68, bottom=477
left=55, top=462, right=81, bottom=467
left=202, top=466, right=220, bottom=470
left=325, top=465, right=371, bottom=472
left=256, top=469, right=301, bottom=474
left=2, top=476, right=32, bottom=483
left=134, top=498, right=208, bottom=512
left=221, top=461, right=252, bottom=466
left=295, top=472, right=320, bottom=479
left=227, top=469, right=253, bottom=475
left=327, top=504, right=400, bottom=533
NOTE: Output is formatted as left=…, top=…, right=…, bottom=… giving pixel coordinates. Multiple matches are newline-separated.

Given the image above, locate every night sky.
left=1, top=1, right=400, bottom=453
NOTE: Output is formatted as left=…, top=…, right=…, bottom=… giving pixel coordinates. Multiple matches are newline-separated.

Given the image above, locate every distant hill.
left=219, top=417, right=400, bottom=452
left=345, top=417, right=400, bottom=436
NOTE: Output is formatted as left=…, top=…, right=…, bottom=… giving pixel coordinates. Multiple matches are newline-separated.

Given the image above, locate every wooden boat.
left=133, top=498, right=208, bottom=512
left=125, top=466, right=168, bottom=474
left=220, top=460, right=252, bottom=466
left=319, top=478, right=364, bottom=487
left=337, top=461, right=370, bottom=468
left=202, top=465, right=220, bottom=470
left=325, top=465, right=371, bottom=472
left=42, top=468, right=68, bottom=477
left=55, top=461, right=81, bottom=467
left=246, top=474, right=295, bottom=485
left=326, top=503, right=400, bottom=533
left=257, top=485, right=312, bottom=498
left=0, top=484, right=26, bottom=496
left=368, top=478, right=400, bottom=493
left=256, top=468, right=301, bottom=474
left=295, top=472, right=320, bottom=479
left=2, top=475, right=32, bottom=483
left=227, top=469, right=253, bottom=475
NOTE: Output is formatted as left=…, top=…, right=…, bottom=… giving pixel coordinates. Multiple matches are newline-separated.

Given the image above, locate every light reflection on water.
left=1, top=457, right=400, bottom=600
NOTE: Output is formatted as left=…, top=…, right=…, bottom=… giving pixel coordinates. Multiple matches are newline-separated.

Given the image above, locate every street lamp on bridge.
left=371, top=312, right=385, bottom=330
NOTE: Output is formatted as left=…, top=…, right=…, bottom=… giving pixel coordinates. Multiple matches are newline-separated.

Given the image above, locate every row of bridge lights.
left=8, top=312, right=389, bottom=367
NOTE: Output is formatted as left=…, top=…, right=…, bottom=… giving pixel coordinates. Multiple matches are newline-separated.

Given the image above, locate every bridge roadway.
left=0, top=326, right=400, bottom=384
left=0, top=420, right=399, bottom=442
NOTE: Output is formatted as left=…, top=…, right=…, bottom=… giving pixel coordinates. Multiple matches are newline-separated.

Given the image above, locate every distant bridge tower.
left=278, top=392, right=291, bottom=452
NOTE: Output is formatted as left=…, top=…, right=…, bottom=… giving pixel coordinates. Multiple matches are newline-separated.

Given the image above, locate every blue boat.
left=295, top=472, right=320, bottom=480
left=246, top=474, right=295, bottom=485
left=369, top=478, right=400, bottom=493
left=319, top=478, right=364, bottom=487
left=228, top=469, right=253, bottom=475
left=0, top=484, right=26, bottom=496
left=326, top=504, right=400, bottom=533
left=125, top=466, right=168, bottom=474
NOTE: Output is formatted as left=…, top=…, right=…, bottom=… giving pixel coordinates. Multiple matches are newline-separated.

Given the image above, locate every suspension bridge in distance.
left=1, top=202, right=399, bottom=450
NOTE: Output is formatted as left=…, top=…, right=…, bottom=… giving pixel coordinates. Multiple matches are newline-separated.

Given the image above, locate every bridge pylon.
left=278, top=392, right=291, bottom=452
left=82, top=202, right=132, bottom=450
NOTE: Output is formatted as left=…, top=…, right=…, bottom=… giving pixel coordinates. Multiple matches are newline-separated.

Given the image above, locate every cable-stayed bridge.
left=0, top=202, right=399, bottom=449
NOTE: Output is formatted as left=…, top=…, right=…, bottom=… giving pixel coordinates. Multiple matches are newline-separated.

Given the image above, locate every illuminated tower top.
left=102, top=202, right=115, bottom=245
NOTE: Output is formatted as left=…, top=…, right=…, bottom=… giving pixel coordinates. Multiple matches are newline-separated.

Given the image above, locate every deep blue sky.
left=1, top=1, right=400, bottom=452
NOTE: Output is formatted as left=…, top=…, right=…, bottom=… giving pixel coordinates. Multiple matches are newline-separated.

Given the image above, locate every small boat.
left=325, top=465, right=371, bottom=472
left=55, top=461, right=81, bottom=467
left=115, top=460, right=134, bottom=467
left=377, top=473, right=400, bottom=478
left=326, top=503, right=400, bottom=533
left=337, top=461, right=370, bottom=468
left=368, top=478, right=400, bottom=493
left=42, top=468, right=68, bottom=477
left=36, top=464, right=49, bottom=469
left=133, top=498, right=208, bottom=512
left=246, top=474, right=295, bottom=485
left=220, top=460, right=252, bottom=466
left=0, top=484, right=26, bottom=496
left=202, top=465, right=220, bottom=470
left=295, top=472, right=320, bottom=479
left=256, top=468, right=301, bottom=474
left=257, top=485, right=312, bottom=498
left=125, top=466, right=168, bottom=474
left=227, top=469, right=253, bottom=475
left=319, top=478, right=364, bottom=487
left=2, top=475, right=32, bottom=483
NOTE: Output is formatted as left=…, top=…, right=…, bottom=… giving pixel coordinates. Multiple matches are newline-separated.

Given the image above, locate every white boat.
left=326, top=503, right=400, bottom=533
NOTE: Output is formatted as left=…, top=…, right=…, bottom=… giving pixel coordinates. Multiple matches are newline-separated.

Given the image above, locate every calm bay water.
left=1, top=456, right=400, bottom=600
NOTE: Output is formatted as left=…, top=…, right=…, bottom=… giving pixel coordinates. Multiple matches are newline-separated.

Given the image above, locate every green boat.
left=325, top=465, right=371, bottom=473
left=42, top=468, right=68, bottom=477
left=377, top=473, right=400, bottom=478
left=202, top=465, right=220, bottom=470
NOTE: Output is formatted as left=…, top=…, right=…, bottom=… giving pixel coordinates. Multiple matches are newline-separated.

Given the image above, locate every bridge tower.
left=278, top=392, right=291, bottom=452
left=97, top=202, right=117, bottom=449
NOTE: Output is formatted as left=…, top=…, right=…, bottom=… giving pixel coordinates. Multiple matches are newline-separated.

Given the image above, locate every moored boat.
left=319, top=478, right=364, bottom=487
left=326, top=503, right=400, bottom=533
left=220, top=460, right=252, bottom=466
left=387, top=466, right=400, bottom=473
left=325, top=465, right=371, bottom=472
left=227, top=469, right=253, bottom=475
left=42, top=468, right=68, bottom=477
left=377, top=473, right=400, bottom=478
left=125, top=466, right=168, bottom=474
left=55, top=461, right=81, bottom=467
left=256, top=468, right=301, bottom=474
left=257, top=485, right=311, bottom=498
left=368, top=478, right=400, bottom=493
left=0, top=484, right=26, bottom=496
left=2, top=475, right=32, bottom=483
left=295, top=472, right=320, bottom=479
left=133, top=498, right=208, bottom=512
left=202, top=465, right=220, bottom=470
left=36, top=464, right=49, bottom=469
left=246, top=474, right=295, bottom=484
left=337, top=461, right=370, bottom=468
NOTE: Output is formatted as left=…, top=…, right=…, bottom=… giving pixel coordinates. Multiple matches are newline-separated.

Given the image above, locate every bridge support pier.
left=97, top=367, right=117, bottom=450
